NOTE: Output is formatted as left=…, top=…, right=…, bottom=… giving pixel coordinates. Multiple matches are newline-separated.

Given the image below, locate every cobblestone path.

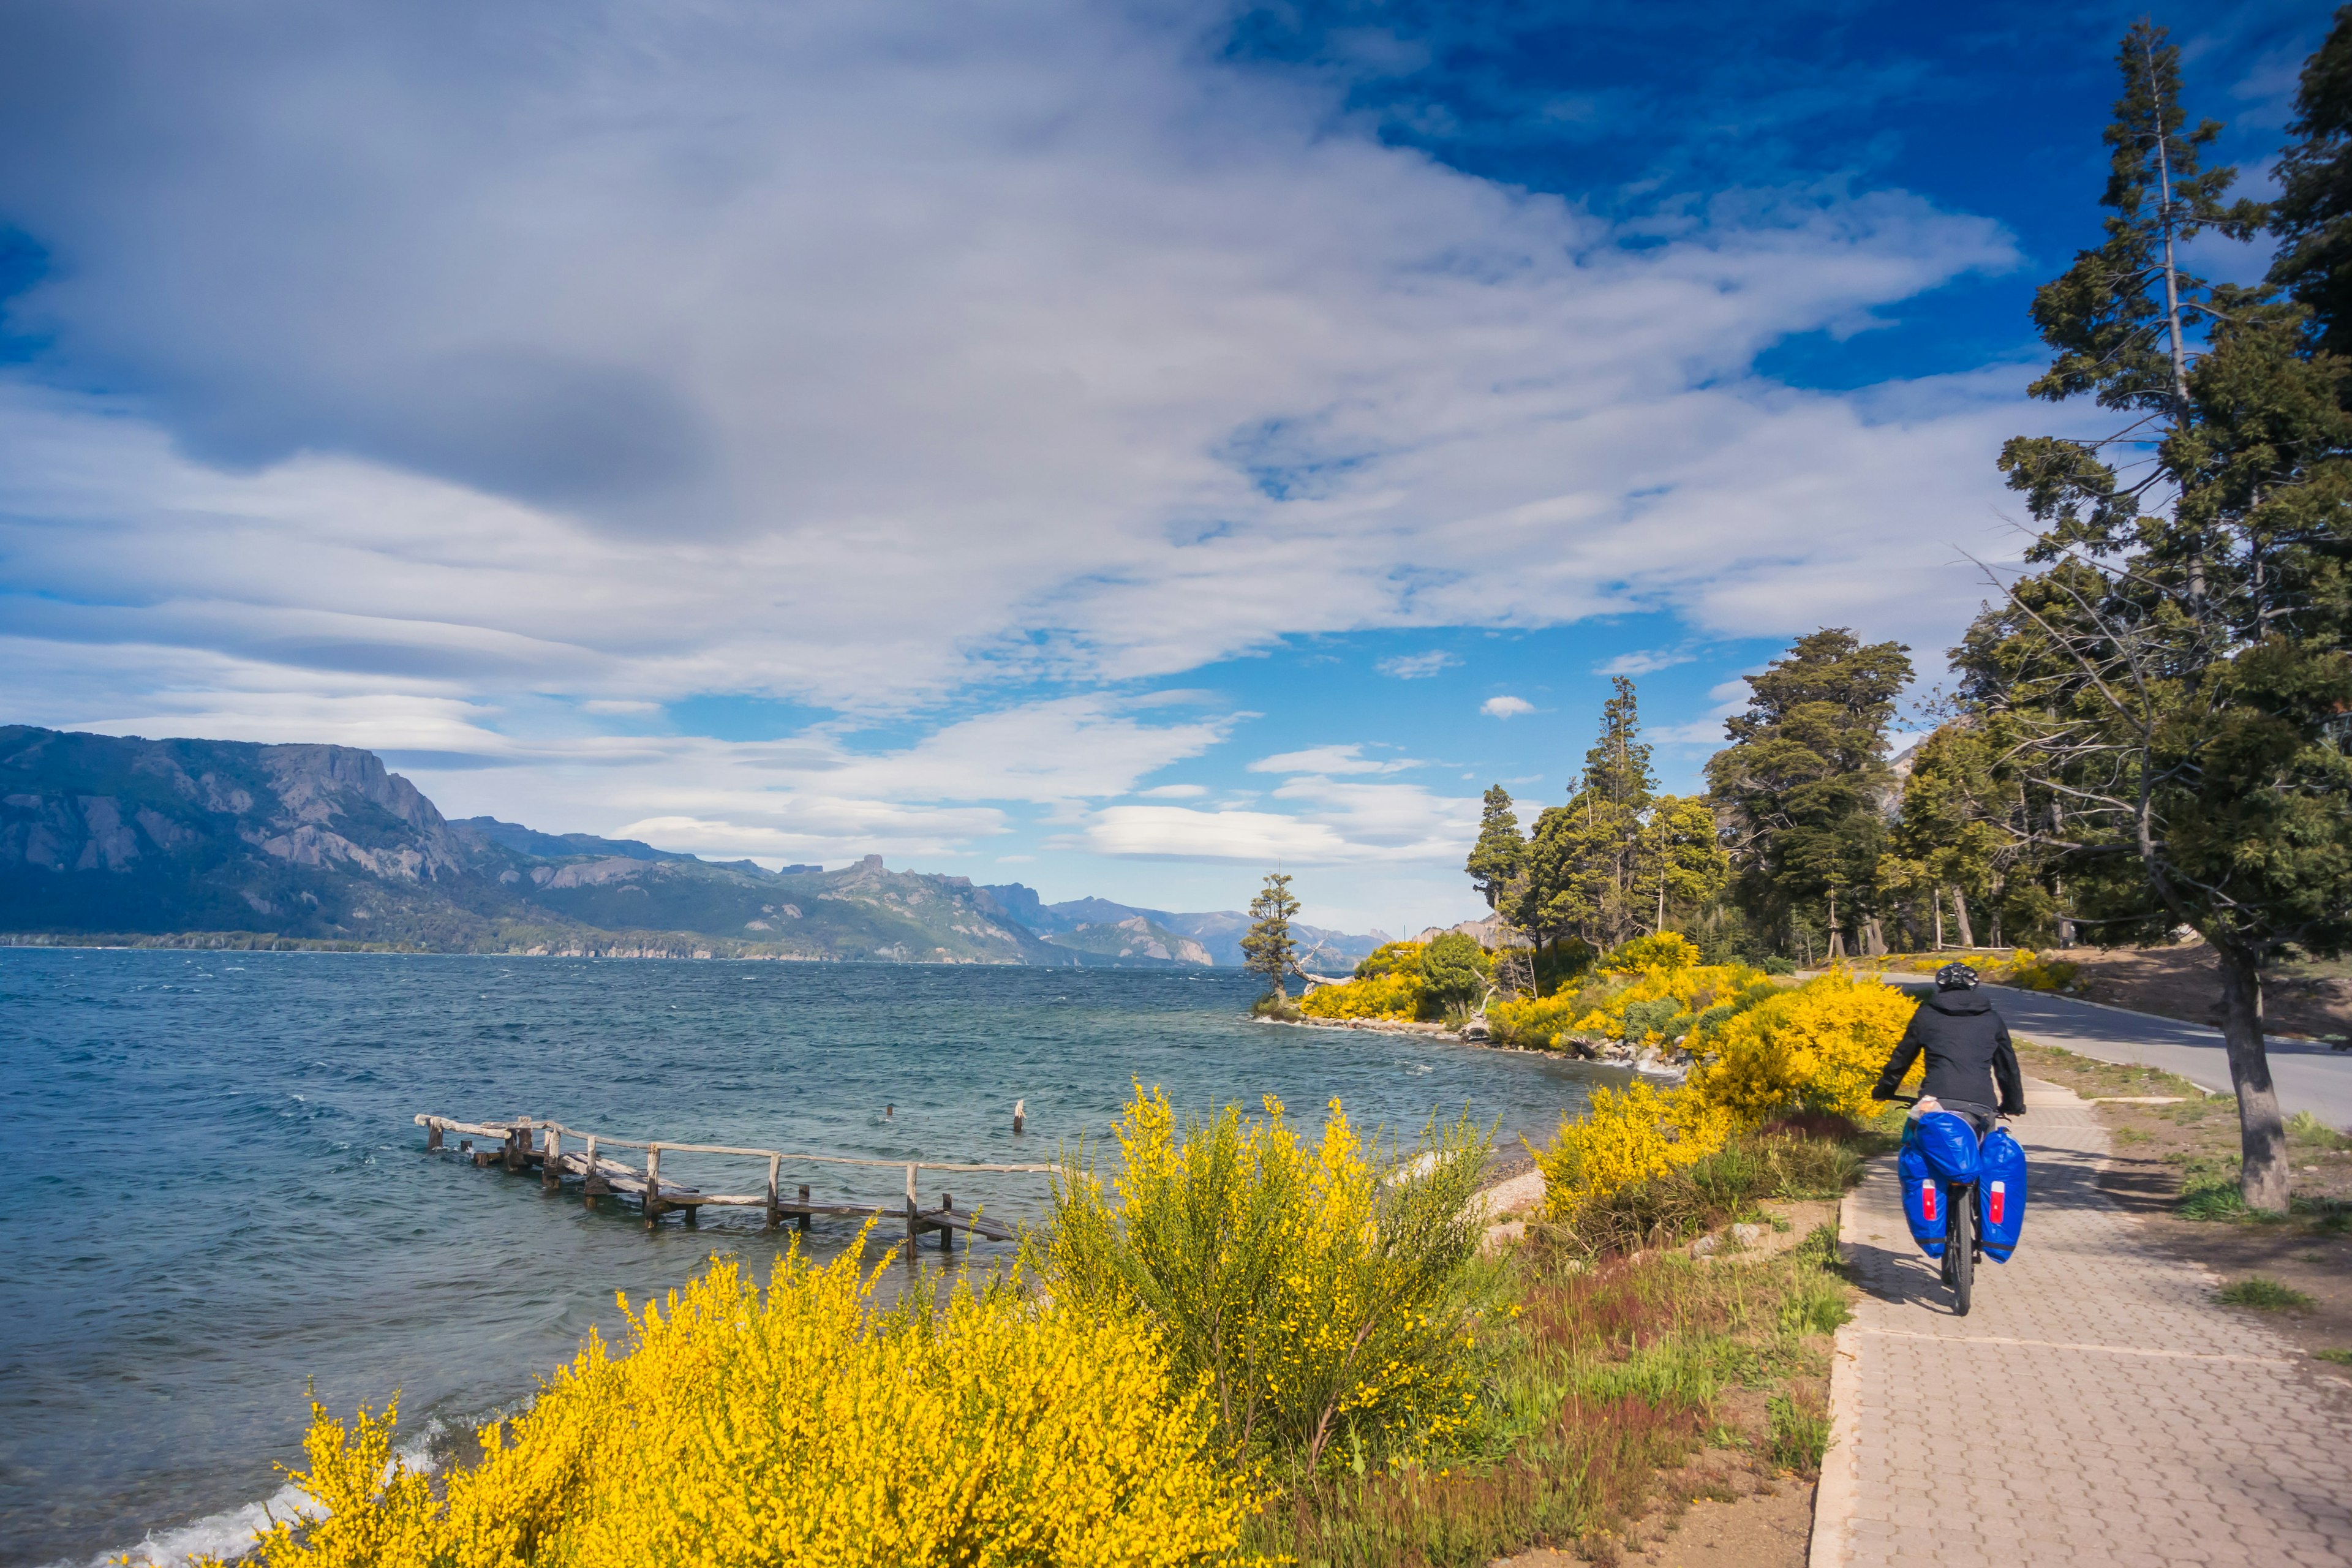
left=1812, top=1080, right=2352, bottom=1567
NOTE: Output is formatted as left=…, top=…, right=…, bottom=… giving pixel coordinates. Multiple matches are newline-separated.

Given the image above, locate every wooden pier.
left=415, top=1113, right=1054, bottom=1250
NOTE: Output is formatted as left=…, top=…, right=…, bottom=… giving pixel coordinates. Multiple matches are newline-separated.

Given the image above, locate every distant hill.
left=980, top=884, right=1381, bottom=968
left=0, top=726, right=1381, bottom=965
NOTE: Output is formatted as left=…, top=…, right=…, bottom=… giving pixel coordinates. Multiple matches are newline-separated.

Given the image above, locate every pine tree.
left=2270, top=6, right=2352, bottom=357
left=1517, top=677, right=1655, bottom=948
left=1705, top=629, right=1912, bottom=959
left=1960, top=21, right=2352, bottom=1210
left=1630, top=795, right=1731, bottom=936
left=1464, top=786, right=1525, bottom=912
left=1238, top=870, right=1302, bottom=1001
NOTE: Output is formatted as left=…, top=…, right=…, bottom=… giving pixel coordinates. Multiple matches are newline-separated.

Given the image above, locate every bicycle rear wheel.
left=1948, top=1185, right=1974, bottom=1316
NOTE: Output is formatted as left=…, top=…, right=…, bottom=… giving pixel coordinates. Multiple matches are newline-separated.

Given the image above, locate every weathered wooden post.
left=505, top=1123, right=526, bottom=1172
left=426, top=1118, right=443, bottom=1152
left=764, top=1155, right=782, bottom=1230
left=542, top=1126, right=561, bottom=1191
left=644, top=1145, right=665, bottom=1227
left=583, top=1135, right=604, bottom=1206
left=940, top=1193, right=954, bottom=1254
left=797, top=1183, right=812, bottom=1234
left=904, top=1163, right=919, bottom=1250
left=1012, top=1099, right=1025, bottom=1136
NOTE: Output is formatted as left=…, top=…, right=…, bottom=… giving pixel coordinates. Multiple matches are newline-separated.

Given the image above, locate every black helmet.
left=1936, top=962, right=1980, bottom=992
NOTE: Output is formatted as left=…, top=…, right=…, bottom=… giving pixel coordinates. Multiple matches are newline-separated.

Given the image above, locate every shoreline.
left=1254, top=1011, right=1690, bottom=1080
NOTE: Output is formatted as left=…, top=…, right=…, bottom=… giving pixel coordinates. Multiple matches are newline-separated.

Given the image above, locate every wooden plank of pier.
left=415, top=1112, right=1038, bottom=1244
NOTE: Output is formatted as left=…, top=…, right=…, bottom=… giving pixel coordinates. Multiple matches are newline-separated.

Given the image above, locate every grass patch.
left=1765, top=1390, right=1830, bottom=1477
left=2313, top=1348, right=2352, bottom=1365
left=2289, top=1110, right=2352, bottom=1151
left=1247, top=1191, right=1857, bottom=1562
left=2113, top=1126, right=2152, bottom=1146
left=2217, top=1276, right=2316, bottom=1311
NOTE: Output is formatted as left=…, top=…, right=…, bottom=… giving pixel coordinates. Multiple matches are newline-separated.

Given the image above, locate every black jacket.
left=1872, top=989, right=2026, bottom=1115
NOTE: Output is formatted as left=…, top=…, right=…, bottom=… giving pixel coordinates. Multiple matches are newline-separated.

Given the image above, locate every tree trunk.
left=1933, top=895, right=1944, bottom=950
left=1948, top=887, right=1976, bottom=949
left=1864, top=916, right=1887, bottom=957
left=2217, top=944, right=2290, bottom=1212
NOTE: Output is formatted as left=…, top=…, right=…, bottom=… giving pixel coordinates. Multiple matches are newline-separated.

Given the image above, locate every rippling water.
left=0, top=948, right=1619, bottom=1566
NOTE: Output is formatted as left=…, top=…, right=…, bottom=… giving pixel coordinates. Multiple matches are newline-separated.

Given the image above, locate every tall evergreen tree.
left=2270, top=6, right=2352, bottom=356
left=1464, top=785, right=1526, bottom=912
left=1630, top=795, right=1731, bottom=936
left=1705, top=628, right=1912, bottom=959
left=1961, top=22, right=2352, bottom=1210
left=1517, top=677, right=1656, bottom=948
left=1238, top=870, right=1302, bottom=1001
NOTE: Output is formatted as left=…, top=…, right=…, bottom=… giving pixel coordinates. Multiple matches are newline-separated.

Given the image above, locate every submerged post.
left=426, top=1117, right=443, bottom=1152
left=644, top=1145, right=665, bottom=1227
left=505, top=1123, right=527, bottom=1172
left=940, top=1193, right=954, bottom=1254
left=542, top=1126, right=561, bottom=1191
left=797, top=1183, right=811, bottom=1234
left=1012, top=1099, right=1025, bottom=1136
left=905, top=1163, right=918, bottom=1249
left=583, top=1135, right=603, bottom=1206
left=764, top=1154, right=781, bottom=1231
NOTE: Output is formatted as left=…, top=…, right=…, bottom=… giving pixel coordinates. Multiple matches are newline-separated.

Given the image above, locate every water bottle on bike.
left=1870, top=962, right=2030, bottom=1316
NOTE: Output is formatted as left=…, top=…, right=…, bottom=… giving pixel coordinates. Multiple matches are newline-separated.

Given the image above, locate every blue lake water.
left=0, top=948, right=1619, bottom=1566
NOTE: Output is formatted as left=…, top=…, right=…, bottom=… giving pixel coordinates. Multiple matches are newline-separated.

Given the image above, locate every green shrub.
left=1424, top=932, right=1491, bottom=1009
left=2217, top=1276, right=2315, bottom=1311
left=1760, top=957, right=1796, bottom=976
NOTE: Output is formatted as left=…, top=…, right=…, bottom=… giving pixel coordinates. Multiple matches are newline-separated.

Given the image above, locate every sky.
left=0, top=0, right=2333, bottom=934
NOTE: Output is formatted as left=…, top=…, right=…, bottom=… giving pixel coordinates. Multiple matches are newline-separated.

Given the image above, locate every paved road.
left=1814, top=1080, right=2352, bottom=1567
left=1879, top=975, right=2352, bottom=1128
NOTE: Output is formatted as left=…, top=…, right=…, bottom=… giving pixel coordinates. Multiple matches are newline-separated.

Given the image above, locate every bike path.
left=1813, top=1079, right=2352, bottom=1568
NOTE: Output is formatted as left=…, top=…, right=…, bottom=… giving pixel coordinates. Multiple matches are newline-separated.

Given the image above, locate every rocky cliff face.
left=0, top=727, right=1215, bottom=964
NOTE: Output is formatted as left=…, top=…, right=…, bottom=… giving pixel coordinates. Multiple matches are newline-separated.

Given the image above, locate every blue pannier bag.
left=1977, top=1125, right=2027, bottom=1262
left=1897, top=1112, right=1980, bottom=1259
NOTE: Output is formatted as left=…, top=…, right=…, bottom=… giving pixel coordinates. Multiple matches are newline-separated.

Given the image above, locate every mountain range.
left=0, top=726, right=1383, bottom=967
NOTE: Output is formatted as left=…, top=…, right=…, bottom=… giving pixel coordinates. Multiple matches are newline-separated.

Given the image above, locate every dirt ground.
left=1496, top=1452, right=1816, bottom=1568
left=2029, top=941, right=2352, bottom=1042
left=2014, top=1039, right=2352, bottom=1374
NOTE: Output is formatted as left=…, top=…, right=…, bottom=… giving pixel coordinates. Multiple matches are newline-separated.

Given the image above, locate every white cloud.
left=1594, top=647, right=1695, bottom=677
left=1376, top=650, right=1458, bottom=679
left=0, top=0, right=2032, bottom=745
left=1481, top=696, right=1536, bottom=718
left=1248, top=744, right=1416, bottom=775
left=1134, top=782, right=1208, bottom=798
left=582, top=699, right=661, bottom=715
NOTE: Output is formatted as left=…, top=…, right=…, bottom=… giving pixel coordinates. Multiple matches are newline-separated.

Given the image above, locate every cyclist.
left=1871, top=961, right=2027, bottom=1134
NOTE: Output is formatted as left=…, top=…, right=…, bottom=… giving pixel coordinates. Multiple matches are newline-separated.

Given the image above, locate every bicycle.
left=1887, top=1095, right=2027, bottom=1317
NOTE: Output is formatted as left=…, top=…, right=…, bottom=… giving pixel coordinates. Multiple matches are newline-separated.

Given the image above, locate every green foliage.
left=1965, top=19, right=2352, bottom=1212
left=2217, top=1276, right=2316, bottom=1311
left=1765, top=1391, right=1831, bottom=1476
left=1422, top=931, right=1491, bottom=1008
left=1239, top=869, right=1302, bottom=1000
left=1705, top=630, right=1913, bottom=960
left=2271, top=5, right=2352, bottom=356
left=1515, top=678, right=1656, bottom=949
left=1465, top=786, right=1526, bottom=913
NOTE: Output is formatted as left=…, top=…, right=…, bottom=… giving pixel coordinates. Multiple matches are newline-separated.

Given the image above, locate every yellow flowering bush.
left=1565, top=962, right=1771, bottom=1047
left=1299, top=970, right=1424, bottom=1020
left=1596, top=932, right=1701, bottom=974
left=1532, top=1081, right=1737, bottom=1221
left=1484, top=987, right=1598, bottom=1049
left=1042, top=1087, right=1491, bottom=1477
left=1532, top=971, right=1920, bottom=1219
left=229, top=1244, right=1259, bottom=1568
left=1686, top=969, right=1918, bottom=1126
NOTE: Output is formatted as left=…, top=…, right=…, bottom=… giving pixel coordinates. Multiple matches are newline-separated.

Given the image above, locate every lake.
left=0, top=947, right=1618, bottom=1566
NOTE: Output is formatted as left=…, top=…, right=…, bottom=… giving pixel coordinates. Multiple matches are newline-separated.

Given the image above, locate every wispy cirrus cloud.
left=1376, top=650, right=1459, bottom=679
